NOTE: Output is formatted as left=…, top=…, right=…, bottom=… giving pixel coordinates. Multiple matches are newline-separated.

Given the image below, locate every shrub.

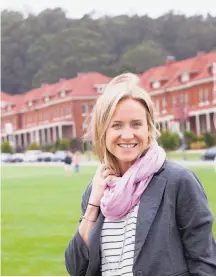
left=28, top=142, right=40, bottom=150
left=41, top=143, right=56, bottom=153
left=203, top=132, right=215, bottom=147
left=1, top=141, right=13, bottom=153
left=184, top=131, right=197, bottom=149
left=158, top=130, right=180, bottom=151
left=57, top=138, right=70, bottom=151
left=190, top=141, right=207, bottom=149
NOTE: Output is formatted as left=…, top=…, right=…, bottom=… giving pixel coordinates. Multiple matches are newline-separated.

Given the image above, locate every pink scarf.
left=100, top=142, right=166, bottom=220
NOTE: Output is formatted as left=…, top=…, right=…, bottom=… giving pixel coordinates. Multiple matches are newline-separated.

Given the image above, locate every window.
left=44, top=95, right=49, bottom=103
left=172, top=96, right=176, bottom=110
left=181, top=72, right=189, bottom=83
left=205, top=89, right=209, bottom=104
left=60, top=89, right=66, bottom=98
left=7, top=105, right=11, bottom=112
left=185, top=94, right=189, bottom=106
left=152, top=81, right=160, bottom=89
left=82, top=124, right=88, bottom=135
left=90, top=104, right=94, bottom=113
left=162, top=98, right=166, bottom=113
left=81, top=104, right=88, bottom=115
left=199, top=89, right=204, bottom=104
left=28, top=100, right=32, bottom=107
left=155, top=99, right=160, bottom=114
left=180, top=94, right=184, bottom=104
left=53, top=110, right=57, bottom=118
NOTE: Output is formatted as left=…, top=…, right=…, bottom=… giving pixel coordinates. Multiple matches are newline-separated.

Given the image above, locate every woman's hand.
left=88, top=164, right=119, bottom=206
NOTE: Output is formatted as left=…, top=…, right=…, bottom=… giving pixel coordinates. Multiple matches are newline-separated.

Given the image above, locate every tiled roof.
left=140, top=52, right=216, bottom=92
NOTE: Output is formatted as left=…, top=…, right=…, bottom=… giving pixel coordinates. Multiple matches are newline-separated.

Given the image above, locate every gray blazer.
left=65, top=160, right=216, bottom=276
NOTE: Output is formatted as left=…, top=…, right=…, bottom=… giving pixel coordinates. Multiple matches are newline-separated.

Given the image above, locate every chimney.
left=166, top=56, right=176, bottom=65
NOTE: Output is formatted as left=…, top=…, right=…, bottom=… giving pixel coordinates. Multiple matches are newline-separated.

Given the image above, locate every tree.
left=1, top=9, right=216, bottom=94
left=1, top=141, right=13, bottom=153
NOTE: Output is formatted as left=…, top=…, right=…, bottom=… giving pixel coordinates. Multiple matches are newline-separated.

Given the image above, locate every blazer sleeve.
left=65, top=183, right=92, bottom=276
left=176, top=169, right=216, bottom=275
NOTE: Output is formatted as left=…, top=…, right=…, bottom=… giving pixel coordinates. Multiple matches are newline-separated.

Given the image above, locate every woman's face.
left=105, top=98, right=150, bottom=173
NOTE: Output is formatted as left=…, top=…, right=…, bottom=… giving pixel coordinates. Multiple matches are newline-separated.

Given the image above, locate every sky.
left=1, top=0, right=216, bottom=18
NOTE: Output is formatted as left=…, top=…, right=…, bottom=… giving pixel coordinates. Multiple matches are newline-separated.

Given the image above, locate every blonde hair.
left=86, top=73, right=160, bottom=176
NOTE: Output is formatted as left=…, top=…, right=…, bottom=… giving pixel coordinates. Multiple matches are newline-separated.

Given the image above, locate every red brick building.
left=1, top=52, right=216, bottom=150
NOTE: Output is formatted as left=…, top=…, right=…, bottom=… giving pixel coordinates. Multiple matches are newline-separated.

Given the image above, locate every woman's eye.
left=132, top=122, right=142, bottom=127
left=112, top=124, right=121, bottom=128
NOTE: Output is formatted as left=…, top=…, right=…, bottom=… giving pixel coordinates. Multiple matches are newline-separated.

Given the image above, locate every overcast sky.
left=1, top=0, right=216, bottom=18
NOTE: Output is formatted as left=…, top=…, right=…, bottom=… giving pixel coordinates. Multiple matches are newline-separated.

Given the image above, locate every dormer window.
left=212, top=63, right=216, bottom=75
left=7, top=105, right=11, bottom=112
left=181, top=72, right=190, bottom=83
left=44, top=95, right=49, bottom=103
left=152, top=81, right=160, bottom=89
left=28, top=100, right=32, bottom=107
left=60, top=89, right=66, bottom=98
left=94, top=84, right=106, bottom=93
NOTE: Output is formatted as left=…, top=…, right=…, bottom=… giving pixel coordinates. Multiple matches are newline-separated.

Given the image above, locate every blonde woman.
left=65, top=73, right=216, bottom=276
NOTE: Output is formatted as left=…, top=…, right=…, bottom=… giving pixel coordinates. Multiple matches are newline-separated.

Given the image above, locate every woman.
left=65, top=73, right=216, bottom=276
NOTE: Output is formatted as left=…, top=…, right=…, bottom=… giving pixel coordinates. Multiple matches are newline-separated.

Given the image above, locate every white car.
left=24, top=150, right=42, bottom=162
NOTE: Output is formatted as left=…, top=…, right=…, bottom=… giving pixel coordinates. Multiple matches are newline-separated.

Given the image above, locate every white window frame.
left=152, top=81, right=160, bottom=89
left=204, top=89, right=209, bottom=105
left=181, top=72, right=190, bottom=83
left=198, top=88, right=204, bottom=106
left=7, top=105, right=12, bottom=112
left=44, top=95, right=49, bottom=103
left=172, top=96, right=176, bottom=110
left=185, top=94, right=189, bottom=106
left=162, top=98, right=167, bottom=114
left=60, top=89, right=66, bottom=98
left=81, top=104, right=88, bottom=116
left=82, top=124, right=88, bottom=135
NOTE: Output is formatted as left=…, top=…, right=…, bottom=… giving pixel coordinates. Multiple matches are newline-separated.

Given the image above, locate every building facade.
left=1, top=52, right=216, bottom=150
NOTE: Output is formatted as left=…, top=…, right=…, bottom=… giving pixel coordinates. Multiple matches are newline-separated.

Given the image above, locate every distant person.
left=73, top=150, right=80, bottom=173
left=64, top=151, right=72, bottom=176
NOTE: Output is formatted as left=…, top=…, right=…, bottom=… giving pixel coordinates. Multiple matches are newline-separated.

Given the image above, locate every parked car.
left=37, top=152, right=54, bottom=162
left=1, top=153, right=12, bottom=163
left=23, top=150, right=42, bottom=162
left=52, top=151, right=67, bottom=162
left=11, top=153, right=25, bottom=163
left=201, top=147, right=216, bottom=161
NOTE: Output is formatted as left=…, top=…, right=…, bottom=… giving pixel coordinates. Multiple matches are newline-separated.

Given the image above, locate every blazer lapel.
left=134, top=175, right=167, bottom=264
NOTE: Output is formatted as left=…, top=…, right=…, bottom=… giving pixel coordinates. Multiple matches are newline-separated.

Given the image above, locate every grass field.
left=1, top=164, right=216, bottom=276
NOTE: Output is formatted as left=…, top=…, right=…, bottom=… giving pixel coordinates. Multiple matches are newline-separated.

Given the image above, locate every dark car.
left=201, top=147, right=216, bottom=161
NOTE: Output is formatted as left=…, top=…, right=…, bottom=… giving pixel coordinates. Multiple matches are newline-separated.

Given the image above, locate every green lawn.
left=1, top=164, right=216, bottom=276
left=166, top=151, right=202, bottom=161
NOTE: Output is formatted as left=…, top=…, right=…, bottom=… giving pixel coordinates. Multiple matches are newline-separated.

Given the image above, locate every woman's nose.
left=120, top=127, right=134, bottom=139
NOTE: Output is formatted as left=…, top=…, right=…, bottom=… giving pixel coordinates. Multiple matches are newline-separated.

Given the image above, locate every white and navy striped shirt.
left=100, top=203, right=139, bottom=276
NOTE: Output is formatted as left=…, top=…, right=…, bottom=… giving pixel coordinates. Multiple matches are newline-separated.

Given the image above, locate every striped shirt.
left=100, top=203, right=139, bottom=276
